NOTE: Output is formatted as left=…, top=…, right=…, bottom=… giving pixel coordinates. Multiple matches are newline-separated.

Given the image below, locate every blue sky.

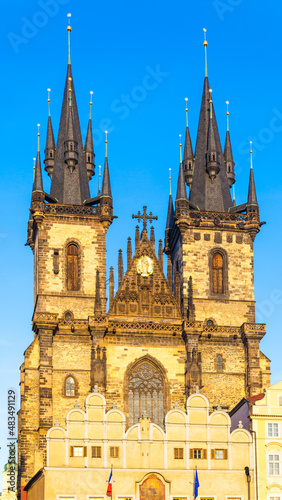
left=1, top=0, right=282, bottom=487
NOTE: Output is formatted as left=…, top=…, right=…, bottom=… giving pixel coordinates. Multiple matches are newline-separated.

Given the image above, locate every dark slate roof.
left=224, top=130, right=234, bottom=163
left=85, top=118, right=94, bottom=154
left=166, top=194, right=174, bottom=229
left=101, top=157, right=112, bottom=198
left=247, top=167, right=258, bottom=205
left=183, top=126, right=193, bottom=162
left=189, top=77, right=232, bottom=212
left=176, top=162, right=187, bottom=201
left=50, top=64, right=90, bottom=205
left=45, top=116, right=55, bottom=151
left=33, top=151, right=44, bottom=192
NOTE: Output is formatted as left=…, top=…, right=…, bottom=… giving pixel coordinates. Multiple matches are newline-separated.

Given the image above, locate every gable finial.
left=169, top=167, right=172, bottom=196
left=203, top=28, right=208, bottom=77
left=98, top=165, right=101, bottom=195
left=179, top=134, right=182, bottom=163
left=89, top=91, right=93, bottom=119
left=226, top=100, right=229, bottom=131
left=185, top=97, right=188, bottom=127
left=47, top=88, right=51, bottom=117
left=105, top=130, right=108, bottom=158
left=250, top=141, right=253, bottom=170
left=67, top=13, right=72, bottom=65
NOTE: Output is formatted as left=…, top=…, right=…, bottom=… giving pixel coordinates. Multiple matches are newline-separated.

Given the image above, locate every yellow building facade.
left=24, top=390, right=253, bottom=500
left=251, top=381, right=282, bottom=500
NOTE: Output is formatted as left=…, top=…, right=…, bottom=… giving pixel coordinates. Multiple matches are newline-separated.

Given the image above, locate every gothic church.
left=19, top=21, right=270, bottom=496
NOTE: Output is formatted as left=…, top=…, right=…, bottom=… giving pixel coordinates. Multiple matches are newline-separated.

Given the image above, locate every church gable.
left=109, top=211, right=180, bottom=321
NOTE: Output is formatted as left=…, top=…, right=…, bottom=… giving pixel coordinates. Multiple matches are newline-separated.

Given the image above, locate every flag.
left=107, top=468, right=113, bottom=496
left=194, top=469, right=199, bottom=499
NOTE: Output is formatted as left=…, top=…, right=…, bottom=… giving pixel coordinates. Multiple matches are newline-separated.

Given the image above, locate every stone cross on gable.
left=132, top=206, right=158, bottom=232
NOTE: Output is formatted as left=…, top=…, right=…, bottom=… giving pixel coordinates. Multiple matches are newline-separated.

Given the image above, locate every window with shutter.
left=67, top=244, right=79, bottom=291
left=110, top=446, right=119, bottom=458
left=212, top=253, right=223, bottom=294
left=92, top=446, right=102, bottom=458
left=174, top=448, right=184, bottom=459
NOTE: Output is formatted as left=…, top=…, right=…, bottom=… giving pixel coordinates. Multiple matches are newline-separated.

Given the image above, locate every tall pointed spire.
left=33, top=124, right=44, bottom=193
left=84, top=91, right=95, bottom=180
left=183, top=98, right=194, bottom=189
left=50, top=15, right=90, bottom=205
left=44, top=88, right=55, bottom=179
left=189, top=31, right=232, bottom=212
left=101, top=131, right=112, bottom=197
left=224, top=101, right=235, bottom=187
left=247, top=142, right=258, bottom=206
left=176, top=136, right=187, bottom=201
left=206, top=89, right=220, bottom=182
left=166, top=169, right=174, bottom=230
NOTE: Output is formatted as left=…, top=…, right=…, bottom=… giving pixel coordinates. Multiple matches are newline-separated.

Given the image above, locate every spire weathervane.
left=209, top=89, right=213, bottom=118
left=89, top=91, right=93, bottom=119
left=169, top=168, right=172, bottom=196
left=203, top=28, right=208, bottom=77
left=185, top=97, right=188, bottom=127
left=132, top=206, right=158, bottom=233
left=250, top=141, right=253, bottom=170
left=179, top=134, right=182, bottom=163
left=226, top=101, right=229, bottom=131
left=98, top=165, right=101, bottom=195
left=47, top=88, right=51, bottom=117
left=67, top=13, right=72, bottom=65
left=105, top=131, right=108, bottom=158
left=33, top=157, right=36, bottom=181
left=37, top=123, right=40, bottom=151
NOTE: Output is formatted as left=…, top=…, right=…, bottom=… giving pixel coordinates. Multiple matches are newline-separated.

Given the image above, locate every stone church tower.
left=18, top=25, right=270, bottom=495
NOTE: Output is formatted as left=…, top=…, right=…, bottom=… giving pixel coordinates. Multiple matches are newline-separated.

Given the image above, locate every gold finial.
left=47, top=88, right=51, bottom=116
left=250, top=141, right=253, bottom=170
left=209, top=89, right=213, bottom=119
left=98, top=165, right=101, bottom=195
left=179, top=134, right=182, bottom=163
left=89, top=91, right=93, bottom=119
left=169, top=168, right=172, bottom=196
left=67, top=13, right=72, bottom=64
left=226, top=101, right=229, bottom=131
left=33, top=157, right=36, bottom=181
left=203, top=28, right=208, bottom=77
left=105, top=131, right=108, bottom=158
left=185, top=97, right=188, bottom=128
left=37, top=123, right=40, bottom=152
left=68, top=77, right=72, bottom=106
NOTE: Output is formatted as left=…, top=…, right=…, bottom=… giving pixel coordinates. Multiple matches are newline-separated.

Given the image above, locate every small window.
left=217, top=355, right=222, bottom=371
left=66, top=376, right=75, bottom=397
left=211, top=449, right=228, bottom=459
left=88, top=155, right=91, bottom=162
left=174, top=448, right=184, bottom=459
left=50, top=151, right=53, bottom=158
left=268, top=454, right=280, bottom=475
left=279, top=396, right=282, bottom=407
left=70, top=446, right=86, bottom=457
left=92, top=446, right=102, bottom=458
left=267, top=423, right=279, bottom=437
left=190, top=448, right=206, bottom=459
left=110, top=446, right=119, bottom=458
left=200, top=497, right=215, bottom=500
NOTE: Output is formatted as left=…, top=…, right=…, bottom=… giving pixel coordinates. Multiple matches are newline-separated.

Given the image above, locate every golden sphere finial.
left=67, top=13, right=72, bottom=32
left=37, top=123, right=40, bottom=136
left=90, top=90, right=93, bottom=106
left=203, top=28, right=208, bottom=47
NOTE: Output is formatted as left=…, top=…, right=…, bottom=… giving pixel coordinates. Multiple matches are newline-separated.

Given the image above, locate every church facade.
left=18, top=21, right=270, bottom=498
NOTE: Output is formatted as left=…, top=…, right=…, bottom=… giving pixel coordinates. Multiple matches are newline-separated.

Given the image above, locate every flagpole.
left=111, top=463, right=113, bottom=500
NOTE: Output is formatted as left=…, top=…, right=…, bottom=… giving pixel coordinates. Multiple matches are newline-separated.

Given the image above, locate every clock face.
left=137, top=255, right=154, bottom=277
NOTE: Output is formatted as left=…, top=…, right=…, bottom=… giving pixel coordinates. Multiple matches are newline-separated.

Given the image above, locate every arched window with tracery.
left=212, top=252, right=223, bottom=294
left=126, top=360, right=167, bottom=428
left=67, top=244, right=79, bottom=291
left=65, top=376, right=75, bottom=396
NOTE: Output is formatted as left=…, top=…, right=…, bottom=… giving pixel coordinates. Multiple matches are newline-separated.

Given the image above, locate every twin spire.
left=34, top=14, right=112, bottom=206
left=170, top=29, right=258, bottom=219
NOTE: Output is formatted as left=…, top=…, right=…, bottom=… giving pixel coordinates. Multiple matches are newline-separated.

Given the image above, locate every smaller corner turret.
left=64, top=82, right=78, bottom=173
left=224, top=101, right=235, bottom=187
left=206, top=90, right=220, bottom=182
left=84, top=91, right=95, bottom=181
left=100, top=132, right=114, bottom=230
left=183, top=98, right=194, bottom=189
left=44, top=89, right=56, bottom=179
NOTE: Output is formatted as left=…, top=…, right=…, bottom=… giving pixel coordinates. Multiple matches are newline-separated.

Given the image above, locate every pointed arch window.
left=212, top=252, right=223, bottom=294
left=126, top=360, right=167, bottom=428
left=67, top=244, right=79, bottom=291
left=66, top=376, right=75, bottom=396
